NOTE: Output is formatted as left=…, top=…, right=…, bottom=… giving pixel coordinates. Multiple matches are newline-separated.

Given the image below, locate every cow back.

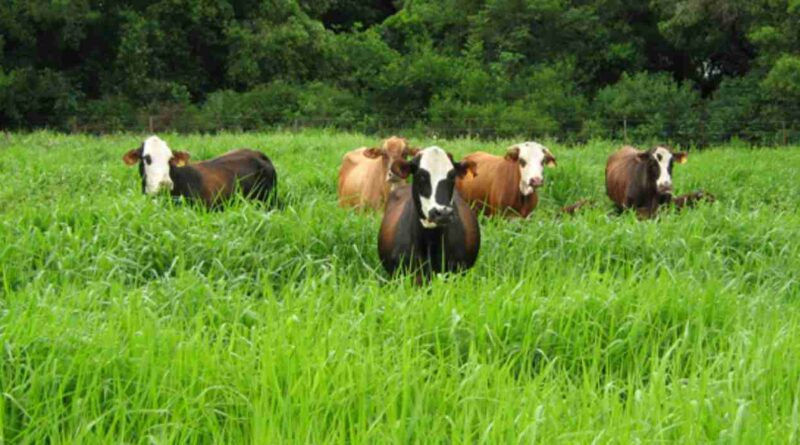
left=605, top=146, right=639, bottom=208
left=175, top=149, right=276, bottom=206
left=457, top=152, right=529, bottom=216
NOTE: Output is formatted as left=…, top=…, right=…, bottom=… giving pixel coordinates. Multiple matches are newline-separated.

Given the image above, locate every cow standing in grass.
left=456, top=142, right=557, bottom=218
left=123, top=136, right=277, bottom=208
left=337, top=136, right=418, bottom=210
left=378, top=147, right=480, bottom=283
left=605, top=145, right=712, bottom=218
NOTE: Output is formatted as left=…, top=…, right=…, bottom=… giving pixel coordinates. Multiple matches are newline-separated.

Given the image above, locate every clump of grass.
left=1, top=131, right=799, bottom=443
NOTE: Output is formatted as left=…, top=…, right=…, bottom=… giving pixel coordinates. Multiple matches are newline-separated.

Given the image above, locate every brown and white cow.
left=123, top=135, right=277, bottom=208
left=337, top=136, right=418, bottom=210
left=605, top=145, right=710, bottom=218
left=378, top=146, right=480, bottom=282
left=456, top=142, right=556, bottom=217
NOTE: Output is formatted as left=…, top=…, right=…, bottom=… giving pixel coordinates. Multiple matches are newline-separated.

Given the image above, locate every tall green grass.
left=1, top=131, right=799, bottom=443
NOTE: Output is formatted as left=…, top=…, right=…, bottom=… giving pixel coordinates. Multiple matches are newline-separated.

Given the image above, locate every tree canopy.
left=1, top=0, right=799, bottom=144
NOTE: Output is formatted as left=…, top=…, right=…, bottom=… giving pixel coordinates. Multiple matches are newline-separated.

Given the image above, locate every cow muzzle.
left=657, top=183, right=673, bottom=195
left=529, top=177, right=544, bottom=188
left=145, top=179, right=174, bottom=195
left=425, top=206, right=454, bottom=226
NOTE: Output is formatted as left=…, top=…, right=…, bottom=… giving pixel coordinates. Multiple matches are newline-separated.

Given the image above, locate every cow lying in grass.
left=123, top=136, right=277, bottom=208
left=605, top=145, right=713, bottom=218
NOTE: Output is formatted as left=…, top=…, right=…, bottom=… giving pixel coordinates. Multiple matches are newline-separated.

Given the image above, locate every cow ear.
left=122, top=148, right=141, bottom=166
left=543, top=148, right=557, bottom=167
left=363, top=147, right=383, bottom=159
left=454, top=160, right=478, bottom=178
left=170, top=151, right=191, bottom=167
left=637, top=152, right=651, bottom=162
left=505, top=146, right=520, bottom=162
left=674, top=152, right=688, bottom=164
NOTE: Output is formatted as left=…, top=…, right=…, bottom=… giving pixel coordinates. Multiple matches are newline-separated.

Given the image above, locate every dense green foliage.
left=1, top=132, right=799, bottom=442
left=1, top=1, right=799, bottom=143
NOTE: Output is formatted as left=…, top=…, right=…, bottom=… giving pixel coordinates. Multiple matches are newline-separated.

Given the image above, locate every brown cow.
left=456, top=142, right=556, bottom=218
left=605, top=145, right=710, bottom=218
left=122, top=135, right=277, bottom=208
left=337, top=136, right=417, bottom=210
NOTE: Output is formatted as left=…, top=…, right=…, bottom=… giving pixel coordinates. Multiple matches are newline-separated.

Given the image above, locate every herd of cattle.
left=123, top=135, right=712, bottom=282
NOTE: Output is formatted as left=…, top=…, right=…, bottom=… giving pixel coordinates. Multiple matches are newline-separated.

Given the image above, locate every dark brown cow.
left=122, top=135, right=277, bottom=207
left=456, top=141, right=556, bottom=217
left=337, top=136, right=418, bottom=210
left=378, top=146, right=480, bottom=282
left=605, top=145, right=710, bottom=218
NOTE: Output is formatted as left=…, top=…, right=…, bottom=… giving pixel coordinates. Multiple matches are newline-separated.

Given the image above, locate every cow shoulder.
left=453, top=192, right=480, bottom=262
left=489, top=156, right=523, bottom=208
left=378, top=185, right=416, bottom=264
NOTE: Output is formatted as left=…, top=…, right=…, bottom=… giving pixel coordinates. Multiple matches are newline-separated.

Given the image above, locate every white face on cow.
left=653, top=146, right=674, bottom=193
left=417, top=147, right=456, bottom=228
left=512, top=142, right=555, bottom=196
left=399, top=146, right=462, bottom=229
left=140, top=136, right=175, bottom=195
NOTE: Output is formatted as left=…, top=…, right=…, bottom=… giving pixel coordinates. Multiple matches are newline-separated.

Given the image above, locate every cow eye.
left=519, top=159, right=527, bottom=167
left=656, top=154, right=662, bottom=162
left=143, top=155, right=152, bottom=165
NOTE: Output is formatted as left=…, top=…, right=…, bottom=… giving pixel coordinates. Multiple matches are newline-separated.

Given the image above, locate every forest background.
left=2, top=0, right=800, bottom=145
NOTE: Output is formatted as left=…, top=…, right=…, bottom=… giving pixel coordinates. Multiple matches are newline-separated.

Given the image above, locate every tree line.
left=1, top=0, right=799, bottom=145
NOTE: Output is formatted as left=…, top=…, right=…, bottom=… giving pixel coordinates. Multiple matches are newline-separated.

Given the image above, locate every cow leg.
left=561, top=199, right=591, bottom=215
left=636, top=205, right=658, bottom=219
left=635, top=207, right=650, bottom=219
left=673, top=190, right=715, bottom=209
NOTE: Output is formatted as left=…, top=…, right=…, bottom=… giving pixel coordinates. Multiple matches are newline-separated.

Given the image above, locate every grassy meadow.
left=1, top=131, right=799, bottom=443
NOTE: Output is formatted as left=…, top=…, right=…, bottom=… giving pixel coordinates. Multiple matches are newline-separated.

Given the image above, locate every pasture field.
left=1, top=131, right=799, bottom=444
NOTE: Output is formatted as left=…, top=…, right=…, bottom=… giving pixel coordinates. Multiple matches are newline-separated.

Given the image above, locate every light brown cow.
left=337, top=136, right=417, bottom=210
left=456, top=142, right=556, bottom=218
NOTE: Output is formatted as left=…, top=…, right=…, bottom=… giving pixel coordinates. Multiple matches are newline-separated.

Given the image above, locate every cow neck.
left=168, top=163, right=202, bottom=197
left=631, top=160, right=658, bottom=207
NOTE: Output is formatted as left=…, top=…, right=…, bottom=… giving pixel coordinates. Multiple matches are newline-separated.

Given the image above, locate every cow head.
left=392, top=146, right=477, bottom=228
left=505, top=142, right=557, bottom=196
left=363, top=136, right=419, bottom=186
left=122, top=136, right=190, bottom=195
left=637, top=145, right=688, bottom=196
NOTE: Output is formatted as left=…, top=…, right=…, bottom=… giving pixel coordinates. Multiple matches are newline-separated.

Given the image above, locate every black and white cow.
left=378, top=146, right=480, bottom=282
left=123, top=135, right=277, bottom=207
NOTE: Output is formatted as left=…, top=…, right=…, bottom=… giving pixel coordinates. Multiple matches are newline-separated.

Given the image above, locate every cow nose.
left=428, top=207, right=454, bottom=223
left=658, top=182, right=673, bottom=194
left=161, top=179, right=174, bottom=191
left=529, top=177, right=544, bottom=187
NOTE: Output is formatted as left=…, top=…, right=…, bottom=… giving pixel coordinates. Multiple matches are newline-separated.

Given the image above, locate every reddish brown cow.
left=337, top=136, right=418, bottom=210
left=456, top=142, right=556, bottom=218
left=606, top=145, right=711, bottom=218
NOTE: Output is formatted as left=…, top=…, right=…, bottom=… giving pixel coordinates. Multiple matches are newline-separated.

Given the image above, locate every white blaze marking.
left=653, top=146, right=673, bottom=191
left=142, top=136, right=175, bottom=195
left=515, top=141, right=549, bottom=196
left=417, top=146, right=454, bottom=227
